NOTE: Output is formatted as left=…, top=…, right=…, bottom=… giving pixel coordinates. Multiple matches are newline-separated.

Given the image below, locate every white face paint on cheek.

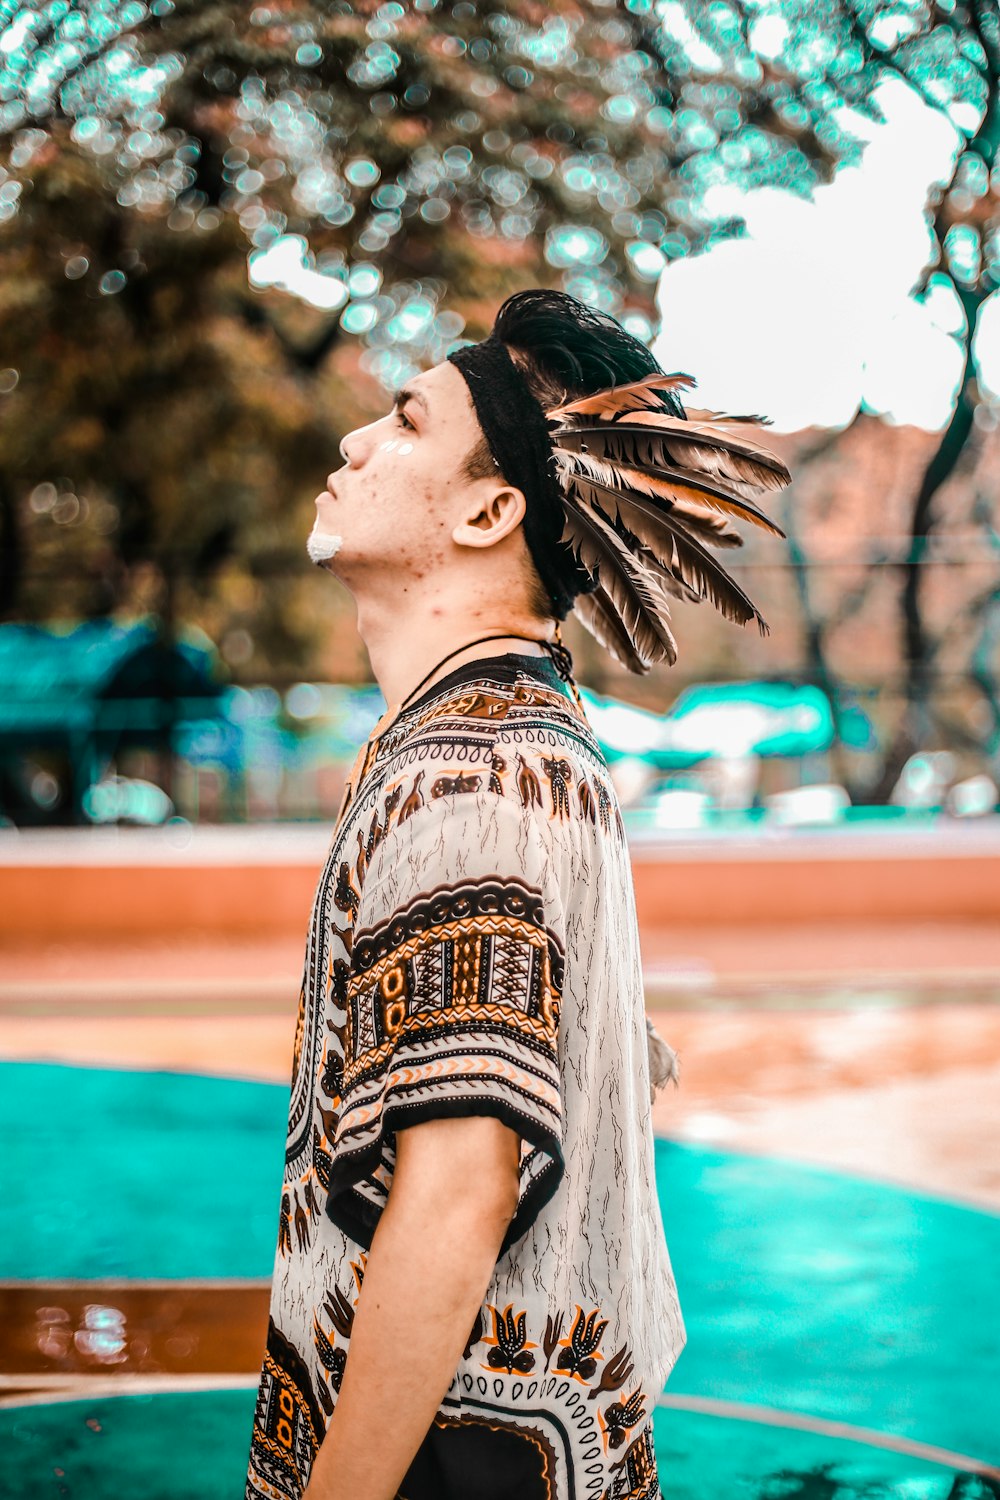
left=377, top=438, right=414, bottom=455
left=397, top=442, right=414, bottom=455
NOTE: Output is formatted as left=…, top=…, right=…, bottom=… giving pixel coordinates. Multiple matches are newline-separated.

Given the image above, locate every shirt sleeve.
left=324, top=784, right=566, bottom=1259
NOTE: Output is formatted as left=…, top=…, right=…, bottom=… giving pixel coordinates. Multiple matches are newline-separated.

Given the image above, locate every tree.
left=0, top=0, right=983, bottom=729
left=744, top=4, right=1000, bottom=795
left=771, top=417, right=1000, bottom=800
left=871, top=2, right=1000, bottom=792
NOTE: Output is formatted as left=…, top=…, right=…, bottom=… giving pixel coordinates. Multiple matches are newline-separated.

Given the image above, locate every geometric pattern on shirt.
left=324, top=874, right=566, bottom=1254
left=245, top=1319, right=322, bottom=1500
left=347, top=873, right=563, bottom=1061
left=342, top=875, right=562, bottom=1109
left=603, top=1418, right=659, bottom=1499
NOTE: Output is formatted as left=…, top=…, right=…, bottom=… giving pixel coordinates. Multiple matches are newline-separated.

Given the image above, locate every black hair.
left=456, top=289, right=680, bottom=618
left=460, top=289, right=680, bottom=485
left=495, top=287, right=677, bottom=403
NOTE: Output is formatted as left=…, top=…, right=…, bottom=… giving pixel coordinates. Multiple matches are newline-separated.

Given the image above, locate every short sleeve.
left=324, top=786, right=566, bottom=1259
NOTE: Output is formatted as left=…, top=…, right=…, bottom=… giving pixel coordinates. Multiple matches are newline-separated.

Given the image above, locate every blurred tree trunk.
left=869, top=0, right=1000, bottom=797
left=871, top=285, right=984, bottom=801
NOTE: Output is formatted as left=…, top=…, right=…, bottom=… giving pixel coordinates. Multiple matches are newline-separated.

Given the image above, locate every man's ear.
left=452, top=484, right=527, bottom=549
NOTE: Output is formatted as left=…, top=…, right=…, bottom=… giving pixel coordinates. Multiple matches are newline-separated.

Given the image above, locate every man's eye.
left=396, top=409, right=415, bottom=431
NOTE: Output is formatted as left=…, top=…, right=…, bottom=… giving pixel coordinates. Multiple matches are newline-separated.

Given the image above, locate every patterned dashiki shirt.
left=246, top=650, right=686, bottom=1500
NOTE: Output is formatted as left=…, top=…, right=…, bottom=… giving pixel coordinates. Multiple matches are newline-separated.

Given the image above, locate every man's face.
left=309, top=359, right=495, bottom=587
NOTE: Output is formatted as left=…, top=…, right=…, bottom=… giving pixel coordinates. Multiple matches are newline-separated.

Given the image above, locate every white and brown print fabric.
left=246, top=652, right=686, bottom=1500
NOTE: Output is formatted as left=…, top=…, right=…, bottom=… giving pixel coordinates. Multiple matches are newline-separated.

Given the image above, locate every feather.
left=567, top=475, right=769, bottom=635
left=554, top=423, right=791, bottom=516
left=546, top=371, right=697, bottom=423
left=668, top=496, right=743, bottom=548
left=620, top=414, right=790, bottom=490
left=560, top=503, right=678, bottom=666
left=573, top=585, right=654, bottom=673
left=598, top=416, right=790, bottom=490
left=533, top=345, right=793, bottom=670
left=554, top=435, right=791, bottom=534
left=635, top=551, right=705, bottom=604
left=554, top=444, right=783, bottom=544
left=619, top=506, right=766, bottom=631
left=684, top=404, right=774, bottom=426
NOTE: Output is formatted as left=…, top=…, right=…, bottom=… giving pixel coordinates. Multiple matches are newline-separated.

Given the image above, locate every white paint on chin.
left=306, top=528, right=343, bottom=564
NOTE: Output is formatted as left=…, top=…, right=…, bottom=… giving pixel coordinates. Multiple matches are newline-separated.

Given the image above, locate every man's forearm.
left=302, top=1181, right=513, bottom=1500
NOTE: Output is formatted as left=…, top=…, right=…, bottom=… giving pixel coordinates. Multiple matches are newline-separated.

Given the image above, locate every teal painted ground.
left=2, top=1391, right=995, bottom=1500
left=3, top=1063, right=999, bottom=1493
left=6, top=1063, right=288, bottom=1280
left=654, top=1138, right=1000, bottom=1467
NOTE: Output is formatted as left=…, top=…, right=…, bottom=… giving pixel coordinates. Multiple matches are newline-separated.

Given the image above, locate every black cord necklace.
left=398, top=627, right=575, bottom=712
left=335, top=624, right=582, bottom=826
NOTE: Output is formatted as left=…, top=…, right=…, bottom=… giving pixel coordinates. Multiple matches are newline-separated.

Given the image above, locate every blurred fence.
left=3, top=672, right=999, bottom=831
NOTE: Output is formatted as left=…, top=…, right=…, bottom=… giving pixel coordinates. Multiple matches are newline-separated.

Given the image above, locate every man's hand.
left=301, top=1113, right=521, bottom=1500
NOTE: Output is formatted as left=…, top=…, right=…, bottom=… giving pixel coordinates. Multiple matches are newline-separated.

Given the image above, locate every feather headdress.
left=544, top=371, right=790, bottom=674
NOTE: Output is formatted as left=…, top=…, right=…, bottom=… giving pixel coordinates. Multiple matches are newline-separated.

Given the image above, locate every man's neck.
left=357, top=597, right=555, bottom=709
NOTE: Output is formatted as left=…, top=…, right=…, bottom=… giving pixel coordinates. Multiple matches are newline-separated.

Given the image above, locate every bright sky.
left=653, top=77, right=979, bottom=433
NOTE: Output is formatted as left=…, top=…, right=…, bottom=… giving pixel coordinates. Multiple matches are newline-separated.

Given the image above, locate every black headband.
left=447, top=333, right=597, bottom=620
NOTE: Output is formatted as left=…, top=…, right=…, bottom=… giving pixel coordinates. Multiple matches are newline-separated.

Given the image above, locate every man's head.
left=309, top=353, right=553, bottom=621
left=309, top=289, right=678, bottom=626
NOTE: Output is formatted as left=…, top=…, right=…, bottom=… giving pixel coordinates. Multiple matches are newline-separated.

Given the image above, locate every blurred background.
left=1, top=2, right=999, bottom=1497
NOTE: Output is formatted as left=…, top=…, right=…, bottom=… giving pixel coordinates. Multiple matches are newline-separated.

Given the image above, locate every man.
left=245, top=289, right=789, bottom=1500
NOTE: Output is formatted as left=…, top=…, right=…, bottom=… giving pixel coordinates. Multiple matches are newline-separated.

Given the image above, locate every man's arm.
left=302, top=1114, right=521, bottom=1500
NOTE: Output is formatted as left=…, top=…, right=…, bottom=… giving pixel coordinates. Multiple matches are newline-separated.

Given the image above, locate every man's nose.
left=338, top=421, right=378, bottom=467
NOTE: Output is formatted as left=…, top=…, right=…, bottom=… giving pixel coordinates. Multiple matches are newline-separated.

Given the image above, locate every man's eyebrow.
left=390, top=385, right=430, bottom=417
